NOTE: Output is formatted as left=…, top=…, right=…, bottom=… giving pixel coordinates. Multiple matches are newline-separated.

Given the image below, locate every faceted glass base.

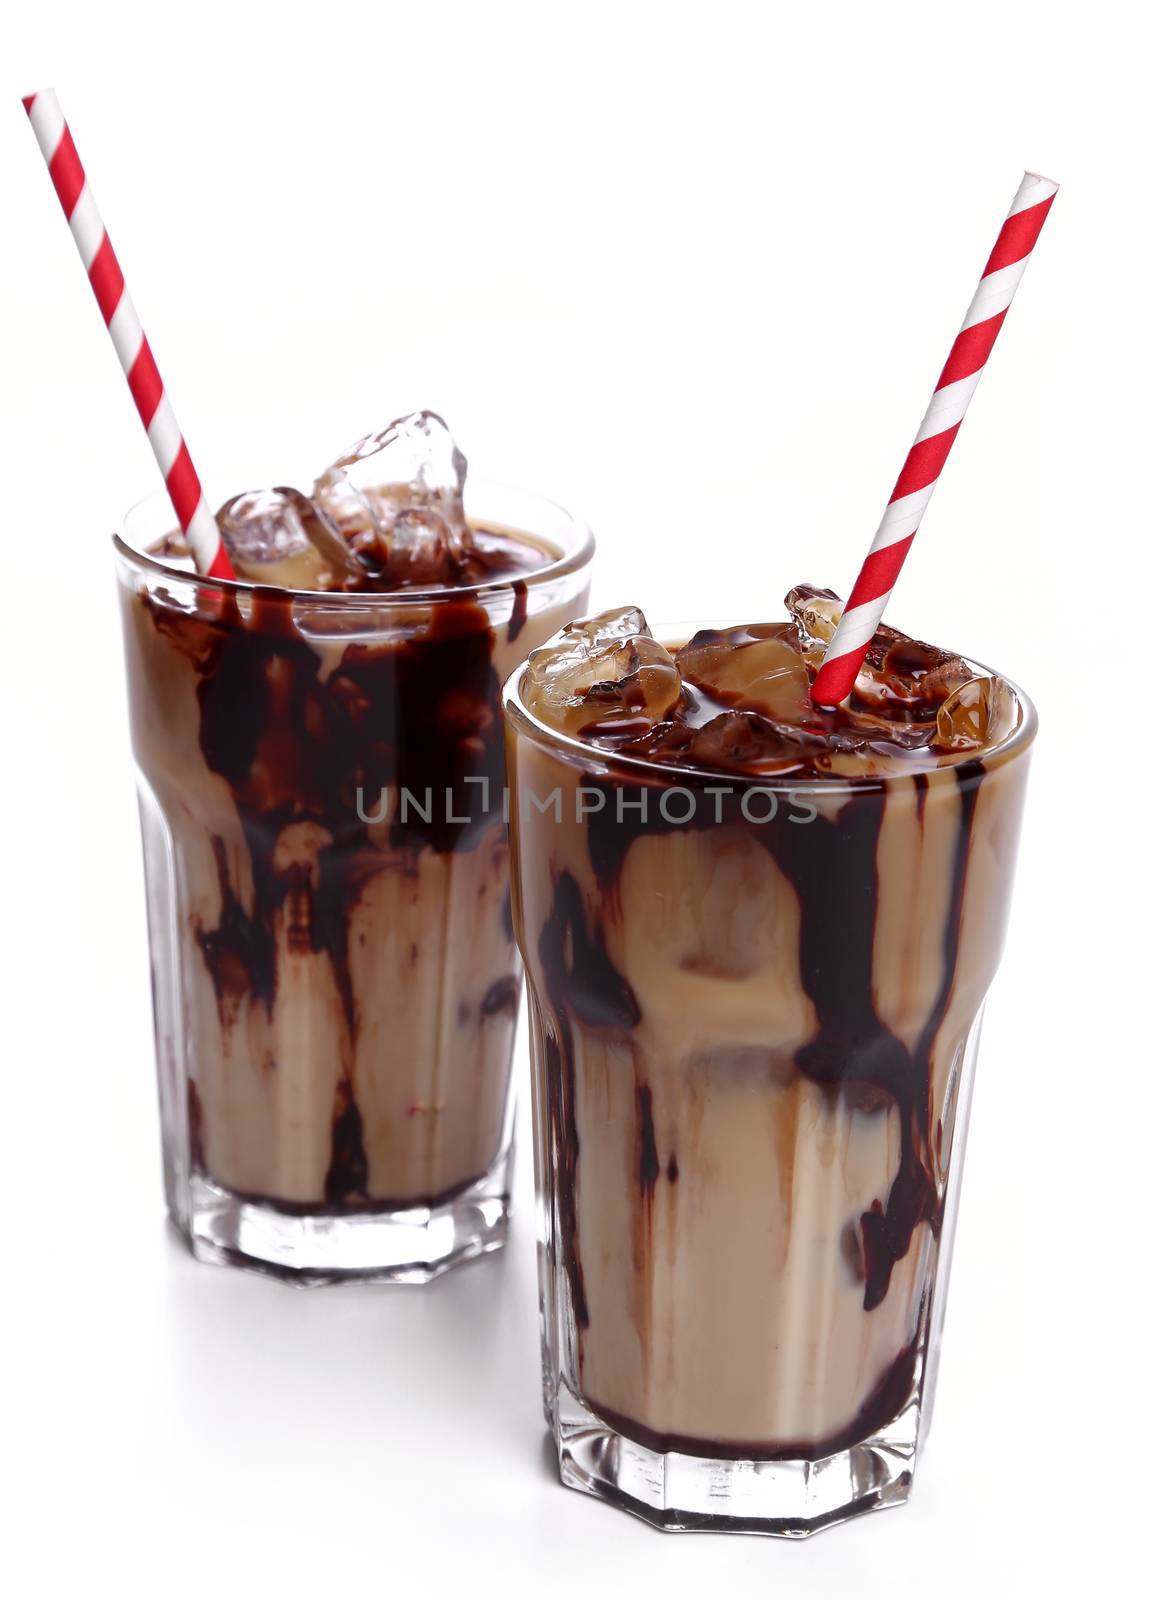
left=178, top=1141, right=514, bottom=1285
left=552, top=1378, right=920, bottom=1537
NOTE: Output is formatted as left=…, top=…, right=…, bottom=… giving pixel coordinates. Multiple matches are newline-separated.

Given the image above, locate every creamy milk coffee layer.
left=508, top=593, right=1031, bottom=1456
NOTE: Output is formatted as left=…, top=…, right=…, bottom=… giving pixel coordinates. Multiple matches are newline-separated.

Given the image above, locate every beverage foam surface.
left=522, top=589, right=1021, bottom=776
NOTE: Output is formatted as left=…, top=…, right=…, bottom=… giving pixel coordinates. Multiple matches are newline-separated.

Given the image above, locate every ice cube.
left=686, top=710, right=825, bottom=774
left=675, top=623, right=811, bottom=723
left=525, top=606, right=682, bottom=735
left=571, top=605, right=650, bottom=649
left=312, top=410, right=471, bottom=581
left=346, top=507, right=462, bottom=586
left=785, top=584, right=842, bottom=662
left=217, top=486, right=362, bottom=588
left=850, top=628, right=974, bottom=718
left=934, top=675, right=1017, bottom=752
left=526, top=607, right=648, bottom=693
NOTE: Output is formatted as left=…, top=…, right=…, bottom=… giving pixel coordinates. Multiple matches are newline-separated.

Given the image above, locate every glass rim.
left=113, top=477, right=596, bottom=610
left=502, top=620, right=1038, bottom=795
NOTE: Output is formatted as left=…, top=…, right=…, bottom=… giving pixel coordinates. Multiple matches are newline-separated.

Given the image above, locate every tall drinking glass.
left=504, top=631, right=1033, bottom=1534
left=118, top=481, right=592, bottom=1281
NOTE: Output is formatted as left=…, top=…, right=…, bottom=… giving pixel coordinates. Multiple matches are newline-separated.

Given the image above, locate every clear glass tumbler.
left=504, top=633, right=1035, bottom=1534
left=117, top=481, right=592, bottom=1282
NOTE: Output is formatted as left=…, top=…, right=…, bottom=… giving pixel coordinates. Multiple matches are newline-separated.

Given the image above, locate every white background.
left=3, top=2, right=1161, bottom=1594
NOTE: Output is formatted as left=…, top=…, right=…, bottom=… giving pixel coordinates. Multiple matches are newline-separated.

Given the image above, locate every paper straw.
left=811, top=171, right=1058, bottom=707
left=23, top=89, right=235, bottom=579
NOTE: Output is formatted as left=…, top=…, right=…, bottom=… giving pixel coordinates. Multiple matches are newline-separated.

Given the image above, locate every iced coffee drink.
left=117, top=413, right=592, bottom=1280
left=504, top=590, right=1034, bottom=1533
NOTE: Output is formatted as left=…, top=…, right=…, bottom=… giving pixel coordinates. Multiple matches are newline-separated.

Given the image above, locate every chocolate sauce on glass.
left=143, top=524, right=542, bottom=1212
left=520, top=607, right=1013, bottom=1459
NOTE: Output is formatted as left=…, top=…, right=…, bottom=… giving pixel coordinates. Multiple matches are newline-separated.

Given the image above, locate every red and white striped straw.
left=811, top=171, right=1058, bottom=708
left=23, top=89, right=235, bottom=580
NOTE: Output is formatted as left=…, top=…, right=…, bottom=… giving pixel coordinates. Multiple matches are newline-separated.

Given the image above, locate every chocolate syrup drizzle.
left=147, top=576, right=522, bottom=1207
left=508, top=579, right=529, bottom=643
left=636, top=1085, right=661, bottom=1196
left=537, top=873, right=641, bottom=1329
left=535, top=756, right=985, bottom=1453
left=768, top=768, right=985, bottom=1310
